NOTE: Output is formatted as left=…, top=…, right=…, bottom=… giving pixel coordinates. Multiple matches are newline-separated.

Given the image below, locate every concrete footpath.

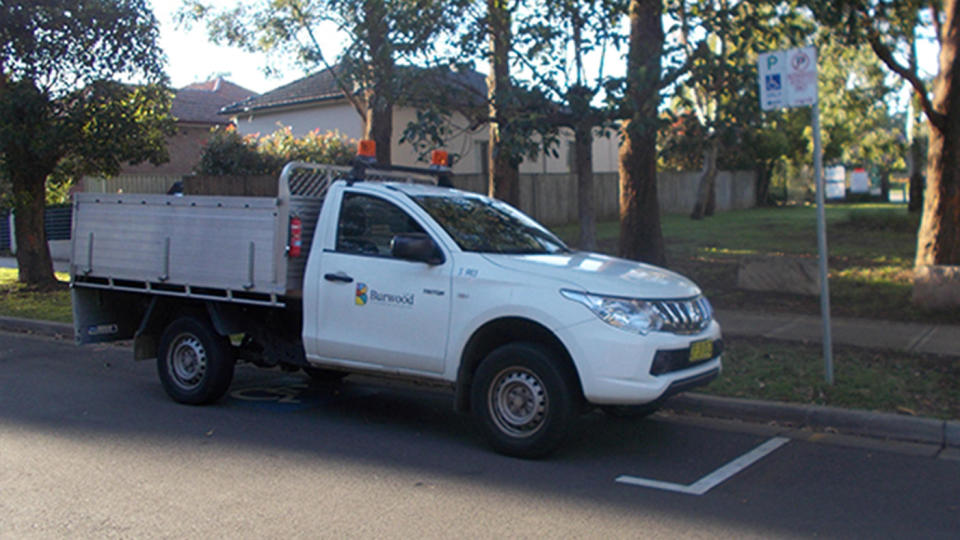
left=716, top=309, right=960, bottom=359
left=0, top=257, right=957, bottom=452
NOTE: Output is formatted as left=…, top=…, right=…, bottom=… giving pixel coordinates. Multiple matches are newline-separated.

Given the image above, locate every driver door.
left=311, top=192, right=452, bottom=374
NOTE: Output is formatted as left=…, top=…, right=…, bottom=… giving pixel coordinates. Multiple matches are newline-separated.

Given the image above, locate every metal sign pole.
left=812, top=101, right=834, bottom=384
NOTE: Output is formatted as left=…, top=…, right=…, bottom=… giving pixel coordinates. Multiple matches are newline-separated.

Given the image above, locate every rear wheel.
left=157, top=316, right=234, bottom=405
left=471, top=342, right=578, bottom=458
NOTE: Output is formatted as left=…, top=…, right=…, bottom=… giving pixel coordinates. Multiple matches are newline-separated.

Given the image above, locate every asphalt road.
left=1, top=331, right=958, bottom=539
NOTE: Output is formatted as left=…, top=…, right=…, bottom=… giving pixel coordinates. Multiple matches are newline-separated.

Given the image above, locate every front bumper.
left=559, top=318, right=723, bottom=406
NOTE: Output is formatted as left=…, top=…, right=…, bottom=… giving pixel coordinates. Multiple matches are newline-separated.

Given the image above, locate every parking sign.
left=758, top=46, right=818, bottom=110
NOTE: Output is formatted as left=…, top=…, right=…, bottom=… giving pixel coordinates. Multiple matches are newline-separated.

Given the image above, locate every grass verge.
left=704, top=337, right=960, bottom=420
left=0, top=268, right=72, bottom=323
left=555, top=203, right=956, bottom=324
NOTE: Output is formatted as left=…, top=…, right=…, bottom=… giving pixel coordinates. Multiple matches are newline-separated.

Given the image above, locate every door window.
left=336, top=193, right=426, bottom=256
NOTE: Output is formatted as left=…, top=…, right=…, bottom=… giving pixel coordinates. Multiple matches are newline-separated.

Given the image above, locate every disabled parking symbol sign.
left=758, top=46, right=817, bottom=110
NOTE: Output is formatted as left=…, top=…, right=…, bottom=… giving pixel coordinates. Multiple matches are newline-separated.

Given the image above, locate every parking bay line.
left=616, top=436, right=790, bottom=496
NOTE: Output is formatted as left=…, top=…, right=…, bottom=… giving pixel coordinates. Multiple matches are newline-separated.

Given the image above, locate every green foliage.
left=0, top=0, right=174, bottom=284
left=196, top=126, right=355, bottom=176
left=659, top=0, right=814, bottom=173
left=178, top=0, right=467, bottom=161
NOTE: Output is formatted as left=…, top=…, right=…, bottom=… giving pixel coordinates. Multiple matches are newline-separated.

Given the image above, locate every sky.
left=152, top=0, right=941, bottom=98
left=151, top=0, right=315, bottom=93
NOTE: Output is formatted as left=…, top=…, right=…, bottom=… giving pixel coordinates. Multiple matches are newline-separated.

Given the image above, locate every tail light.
left=289, top=215, right=303, bottom=258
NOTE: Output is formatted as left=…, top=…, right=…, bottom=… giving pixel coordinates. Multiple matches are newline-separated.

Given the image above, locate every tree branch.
left=290, top=4, right=366, bottom=120
left=866, top=29, right=945, bottom=131
left=930, top=0, right=943, bottom=47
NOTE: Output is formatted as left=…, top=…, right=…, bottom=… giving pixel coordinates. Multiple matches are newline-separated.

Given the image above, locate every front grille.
left=652, top=296, right=713, bottom=334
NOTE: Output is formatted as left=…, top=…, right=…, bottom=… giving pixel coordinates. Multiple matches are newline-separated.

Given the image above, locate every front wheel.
left=157, top=316, right=234, bottom=405
left=471, top=342, right=579, bottom=458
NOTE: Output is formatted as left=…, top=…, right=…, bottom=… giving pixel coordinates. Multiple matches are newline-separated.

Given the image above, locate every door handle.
left=324, top=272, right=354, bottom=283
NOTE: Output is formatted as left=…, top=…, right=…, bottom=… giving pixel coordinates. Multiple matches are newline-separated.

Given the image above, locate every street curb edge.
left=667, top=393, right=958, bottom=449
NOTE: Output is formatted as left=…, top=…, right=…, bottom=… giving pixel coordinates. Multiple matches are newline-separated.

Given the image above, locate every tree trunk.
left=755, top=161, right=772, bottom=206
left=362, top=0, right=393, bottom=166
left=691, top=138, right=719, bottom=220
left=11, top=170, right=55, bottom=286
left=916, top=0, right=960, bottom=266
left=365, top=96, right=392, bottom=166
left=908, top=138, right=925, bottom=212
left=880, top=169, right=890, bottom=202
left=618, top=0, right=666, bottom=266
left=487, top=0, right=520, bottom=206
left=574, top=120, right=597, bottom=251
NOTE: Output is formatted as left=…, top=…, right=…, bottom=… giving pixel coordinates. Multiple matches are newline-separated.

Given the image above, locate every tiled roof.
left=219, top=66, right=487, bottom=115
left=172, top=78, right=257, bottom=124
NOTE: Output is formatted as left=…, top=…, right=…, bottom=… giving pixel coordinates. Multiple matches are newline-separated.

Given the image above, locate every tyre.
left=471, top=342, right=579, bottom=458
left=302, top=365, right=349, bottom=383
left=157, top=316, right=234, bottom=405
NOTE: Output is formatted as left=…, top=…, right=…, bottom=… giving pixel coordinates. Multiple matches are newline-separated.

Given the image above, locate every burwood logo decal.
left=355, top=283, right=368, bottom=306
left=355, top=282, right=414, bottom=308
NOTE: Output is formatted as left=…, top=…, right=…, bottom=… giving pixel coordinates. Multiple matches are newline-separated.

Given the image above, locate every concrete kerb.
left=1, top=314, right=957, bottom=451
left=666, top=393, right=960, bottom=450
left=0, top=316, right=73, bottom=339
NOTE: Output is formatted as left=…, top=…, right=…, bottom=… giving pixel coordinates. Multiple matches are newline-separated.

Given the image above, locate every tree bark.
left=11, top=170, right=55, bottom=286
left=908, top=138, right=925, bottom=212
left=365, top=94, right=392, bottom=166
left=361, top=0, right=393, bottom=166
left=754, top=161, right=773, bottom=206
left=487, top=0, right=520, bottom=206
left=916, top=0, right=960, bottom=266
left=618, top=0, right=666, bottom=266
left=690, top=138, right=719, bottom=220
left=574, top=120, right=597, bottom=251
left=880, top=169, right=890, bottom=202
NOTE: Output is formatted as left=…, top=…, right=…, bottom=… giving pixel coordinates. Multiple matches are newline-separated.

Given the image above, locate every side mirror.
left=391, top=233, right=445, bottom=265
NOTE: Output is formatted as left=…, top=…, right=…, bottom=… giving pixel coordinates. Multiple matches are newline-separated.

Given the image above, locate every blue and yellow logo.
left=355, top=283, right=368, bottom=306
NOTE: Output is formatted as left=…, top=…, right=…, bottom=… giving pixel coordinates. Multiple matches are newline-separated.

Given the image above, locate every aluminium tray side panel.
left=72, top=193, right=288, bottom=295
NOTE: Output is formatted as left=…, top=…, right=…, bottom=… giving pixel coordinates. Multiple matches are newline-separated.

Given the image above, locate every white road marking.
left=616, top=436, right=790, bottom=495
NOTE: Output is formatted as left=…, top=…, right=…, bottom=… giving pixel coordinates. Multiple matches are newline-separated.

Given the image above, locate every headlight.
left=561, top=290, right=663, bottom=335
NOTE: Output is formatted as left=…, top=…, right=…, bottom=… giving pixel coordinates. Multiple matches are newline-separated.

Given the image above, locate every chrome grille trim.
left=652, top=296, right=713, bottom=335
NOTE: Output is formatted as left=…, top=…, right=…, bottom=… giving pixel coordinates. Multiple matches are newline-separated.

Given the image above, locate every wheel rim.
left=487, top=367, right=548, bottom=438
left=167, top=333, right=207, bottom=391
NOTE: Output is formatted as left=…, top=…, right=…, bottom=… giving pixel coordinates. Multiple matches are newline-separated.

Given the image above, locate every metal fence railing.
left=0, top=205, right=74, bottom=253
left=44, top=205, right=72, bottom=241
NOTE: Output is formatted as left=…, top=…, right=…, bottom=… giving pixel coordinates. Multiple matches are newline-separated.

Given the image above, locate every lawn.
left=0, top=268, right=72, bottom=323
left=555, top=203, right=951, bottom=324
left=706, top=337, right=960, bottom=420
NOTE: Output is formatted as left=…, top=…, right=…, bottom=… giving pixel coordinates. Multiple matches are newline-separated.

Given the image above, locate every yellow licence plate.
left=689, top=340, right=714, bottom=362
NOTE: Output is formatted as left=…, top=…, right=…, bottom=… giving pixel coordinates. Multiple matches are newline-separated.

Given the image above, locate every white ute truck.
left=71, top=149, right=722, bottom=457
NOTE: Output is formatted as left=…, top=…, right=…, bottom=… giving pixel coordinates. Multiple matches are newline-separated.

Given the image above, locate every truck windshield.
left=412, top=194, right=570, bottom=254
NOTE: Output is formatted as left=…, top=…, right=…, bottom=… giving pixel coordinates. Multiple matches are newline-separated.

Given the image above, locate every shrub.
left=196, top=125, right=356, bottom=176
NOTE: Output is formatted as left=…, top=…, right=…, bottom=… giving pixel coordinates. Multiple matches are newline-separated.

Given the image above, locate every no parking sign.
left=758, top=46, right=818, bottom=110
